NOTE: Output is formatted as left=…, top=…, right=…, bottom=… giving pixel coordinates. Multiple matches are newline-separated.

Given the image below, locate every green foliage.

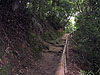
left=57, top=31, right=64, bottom=37
left=80, top=69, right=100, bottom=75
left=29, top=33, right=46, bottom=57
left=80, top=70, right=87, bottom=74
left=42, top=31, right=58, bottom=41
left=73, top=0, right=100, bottom=74
left=65, top=16, right=77, bottom=33
left=26, top=0, right=74, bottom=30
left=42, top=32, right=52, bottom=41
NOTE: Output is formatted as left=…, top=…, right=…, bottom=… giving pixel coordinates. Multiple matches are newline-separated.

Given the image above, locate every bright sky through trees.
left=70, top=16, right=75, bottom=24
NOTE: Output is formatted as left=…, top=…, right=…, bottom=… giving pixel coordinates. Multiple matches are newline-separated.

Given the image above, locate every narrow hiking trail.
left=25, top=35, right=66, bottom=75
left=24, top=34, right=82, bottom=75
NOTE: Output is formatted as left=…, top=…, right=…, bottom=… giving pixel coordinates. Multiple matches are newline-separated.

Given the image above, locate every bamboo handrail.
left=55, top=34, right=69, bottom=75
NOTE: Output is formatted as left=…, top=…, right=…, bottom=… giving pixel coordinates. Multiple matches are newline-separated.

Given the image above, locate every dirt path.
left=24, top=34, right=82, bottom=75
left=25, top=35, right=66, bottom=75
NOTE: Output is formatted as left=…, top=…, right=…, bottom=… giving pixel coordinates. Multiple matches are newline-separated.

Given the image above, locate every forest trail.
left=25, top=34, right=66, bottom=75
left=25, top=34, right=82, bottom=75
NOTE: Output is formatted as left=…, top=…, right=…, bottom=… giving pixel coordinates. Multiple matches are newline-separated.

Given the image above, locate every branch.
left=1, top=25, right=19, bottom=56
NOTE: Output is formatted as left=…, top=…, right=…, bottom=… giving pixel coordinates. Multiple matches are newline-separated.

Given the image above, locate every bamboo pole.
left=55, top=34, right=68, bottom=75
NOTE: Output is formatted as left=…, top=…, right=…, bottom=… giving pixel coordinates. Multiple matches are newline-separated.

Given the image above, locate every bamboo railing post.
left=55, top=34, right=69, bottom=75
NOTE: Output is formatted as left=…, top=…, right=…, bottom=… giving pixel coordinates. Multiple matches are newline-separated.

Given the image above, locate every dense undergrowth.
left=72, top=0, right=100, bottom=74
